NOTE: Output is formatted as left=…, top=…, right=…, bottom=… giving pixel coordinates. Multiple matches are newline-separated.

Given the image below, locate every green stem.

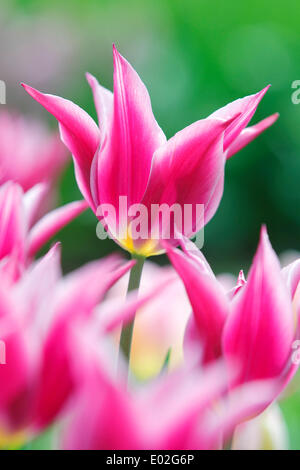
left=119, top=254, right=145, bottom=377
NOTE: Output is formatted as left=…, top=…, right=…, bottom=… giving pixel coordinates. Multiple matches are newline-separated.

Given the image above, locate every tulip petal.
left=282, top=259, right=300, bottom=299
left=0, top=289, right=30, bottom=415
left=166, top=244, right=229, bottom=364
left=27, top=199, right=88, bottom=257
left=96, top=46, right=166, bottom=215
left=0, top=182, right=26, bottom=264
left=227, top=113, right=279, bottom=159
left=31, top=257, right=134, bottom=430
left=223, top=227, right=295, bottom=387
left=143, top=118, right=233, bottom=240
left=21, top=83, right=100, bottom=208
left=209, top=86, right=270, bottom=151
left=23, top=183, right=50, bottom=229
left=85, top=73, right=113, bottom=147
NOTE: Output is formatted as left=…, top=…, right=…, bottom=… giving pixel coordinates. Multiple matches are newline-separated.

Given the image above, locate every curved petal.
left=96, top=46, right=166, bottom=215
left=30, top=257, right=134, bottom=430
left=282, top=259, right=300, bottom=299
left=227, top=113, right=279, bottom=159
left=209, top=86, right=270, bottom=151
left=28, top=200, right=88, bottom=258
left=0, top=182, right=26, bottom=264
left=166, top=244, right=229, bottom=364
left=143, top=118, right=235, bottom=240
left=223, top=226, right=295, bottom=387
left=21, top=83, right=100, bottom=208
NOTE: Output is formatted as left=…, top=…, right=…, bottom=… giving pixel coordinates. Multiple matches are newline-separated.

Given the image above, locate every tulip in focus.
left=22, top=46, right=278, bottom=256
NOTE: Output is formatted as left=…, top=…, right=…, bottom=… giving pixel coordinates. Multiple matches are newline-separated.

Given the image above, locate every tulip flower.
left=22, top=46, right=278, bottom=257
left=0, top=110, right=68, bottom=191
left=0, top=181, right=87, bottom=282
left=166, top=227, right=300, bottom=411
left=62, top=320, right=279, bottom=450
left=0, top=244, right=137, bottom=441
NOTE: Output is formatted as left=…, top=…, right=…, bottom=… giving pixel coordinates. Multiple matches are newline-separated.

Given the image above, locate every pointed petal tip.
left=85, top=72, right=96, bottom=87
left=260, top=224, right=268, bottom=239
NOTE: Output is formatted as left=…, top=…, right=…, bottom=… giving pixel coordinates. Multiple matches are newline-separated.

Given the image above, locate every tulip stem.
left=119, top=254, right=145, bottom=377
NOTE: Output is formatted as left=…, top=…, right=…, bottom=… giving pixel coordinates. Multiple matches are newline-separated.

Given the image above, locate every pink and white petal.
left=227, top=113, right=279, bottom=159
left=63, top=361, right=142, bottom=450
left=0, top=289, right=30, bottom=415
left=0, top=182, right=26, bottom=264
left=166, top=245, right=229, bottom=364
left=97, top=46, right=166, bottom=214
left=13, top=244, right=62, bottom=332
left=143, top=118, right=232, bottom=239
left=30, top=256, right=134, bottom=430
left=21, top=84, right=100, bottom=208
left=86, top=73, right=113, bottom=147
left=23, top=183, right=51, bottom=229
left=222, top=226, right=295, bottom=387
left=282, top=259, right=300, bottom=299
left=27, top=199, right=88, bottom=258
left=99, top=273, right=175, bottom=334
left=209, top=86, right=270, bottom=151
left=209, top=379, right=282, bottom=446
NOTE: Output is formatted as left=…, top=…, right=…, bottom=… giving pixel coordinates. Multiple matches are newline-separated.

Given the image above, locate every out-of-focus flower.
left=166, top=227, right=300, bottom=412
left=0, top=245, right=135, bottom=442
left=0, top=111, right=68, bottom=191
left=22, top=46, right=278, bottom=257
left=232, top=403, right=289, bottom=450
left=108, top=261, right=190, bottom=380
left=62, top=325, right=279, bottom=450
left=0, top=181, right=87, bottom=282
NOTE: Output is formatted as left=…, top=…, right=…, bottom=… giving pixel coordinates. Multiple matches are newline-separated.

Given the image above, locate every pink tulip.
left=0, top=110, right=68, bottom=191
left=0, top=181, right=87, bottom=282
left=166, top=227, right=300, bottom=410
left=0, top=245, right=136, bottom=436
left=62, top=324, right=279, bottom=450
left=22, top=46, right=278, bottom=257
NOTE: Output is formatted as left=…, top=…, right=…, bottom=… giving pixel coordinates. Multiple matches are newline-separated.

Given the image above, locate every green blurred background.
left=1, top=0, right=300, bottom=448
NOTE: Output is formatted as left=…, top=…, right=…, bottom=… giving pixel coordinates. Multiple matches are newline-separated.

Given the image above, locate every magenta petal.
left=23, top=183, right=50, bottom=228
left=167, top=245, right=229, bottom=364
left=100, top=273, right=174, bottom=333
left=209, top=86, right=270, bottom=151
left=28, top=200, right=88, bottom=257
left=96, top=46, right=166, bottom=214
left=21, top=83, right=100, bottom=208
left=227, top=113, right=279, bottom=159
left=30, top=257, right=133, bottom=430
left=86, top=73, right=113, bottom=147
left=0, top=182, right=26, bottom=263
left=0, top=289, right=30, bottom=414
left=143, top=118, right=233, bottom=238
left=223, top=227, right=295, bottom=387
left=64, top=362, right=141, bottom=450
